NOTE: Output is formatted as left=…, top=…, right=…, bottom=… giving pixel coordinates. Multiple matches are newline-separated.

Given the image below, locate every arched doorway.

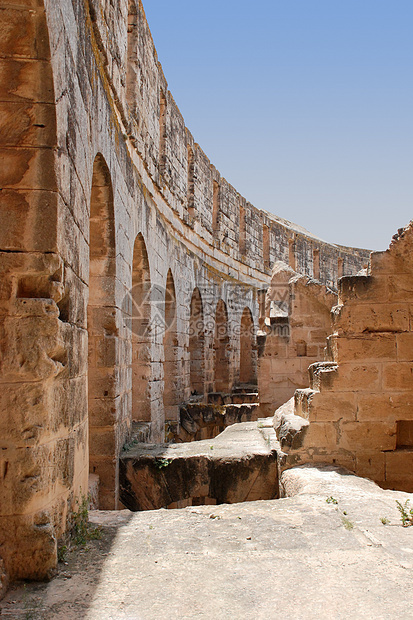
left=239, top=307, right=257, bottom=385
left=189, top=287, right=205, bottom=396
left=131, top=233, right=152, bottom=422
left=163, top=270, right=179, bottom=422
left=214, top=299, right=230, bottom=393
left=87, top=153, right=117, bottom=509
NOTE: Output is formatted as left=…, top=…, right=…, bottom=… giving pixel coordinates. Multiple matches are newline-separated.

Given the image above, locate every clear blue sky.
left=143, top=0, right=413, bottom=251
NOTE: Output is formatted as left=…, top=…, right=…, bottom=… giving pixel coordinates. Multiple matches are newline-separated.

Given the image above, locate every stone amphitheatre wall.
left=277, top=224, right=413, bottom=494
left=0, top=0, right=368, bottom=581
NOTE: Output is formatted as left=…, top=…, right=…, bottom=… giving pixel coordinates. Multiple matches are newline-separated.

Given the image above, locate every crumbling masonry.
left=2, top=0, right=400, bottom=587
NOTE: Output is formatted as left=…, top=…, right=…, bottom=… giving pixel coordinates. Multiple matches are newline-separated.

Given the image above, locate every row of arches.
left=128, top=242, right=257, bottom=422
left=86, top=153, right=257, bottom=505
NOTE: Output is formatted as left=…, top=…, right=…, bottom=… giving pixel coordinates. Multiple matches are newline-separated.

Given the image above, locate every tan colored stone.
left=338, top=422, right=396, bottom=452
left=357, top=392, right=413, bottom=422
left=383, top=362, right=413, bottom=390
left=0, top=8, right=50, bottom=60
left=308, top=390, right=357, bottom=422
left=0, top=147, right=56, bottom=190
left=329, top=333, right=396, bottom=362
left=385, top=451, right=413, bottom=492
left=396, top=332, right=413, bottom=361
left=0, top=58, right=54, bottom=102
left=334, top=303, right=410, bottom=335
left=331, top=363, right=381, bottom=391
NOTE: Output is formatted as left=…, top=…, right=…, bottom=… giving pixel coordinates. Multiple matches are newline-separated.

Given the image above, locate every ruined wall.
left=258, top=262, right=337, bottom=416
left=0, top=0, right=368, bottom=582
left=277, top=224, right=413, bottom=493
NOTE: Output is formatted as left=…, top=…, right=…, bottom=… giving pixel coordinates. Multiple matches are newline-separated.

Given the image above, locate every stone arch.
left=239, top=307, right=257, bottom=385
left=87, top=153, right=118, bottom=510
left=189, top=287, right=205, bottom=396
left=163, top=269, right=179, bottom=423
left=214, top=299, right=230, bottom=393
left=131, top=233, right=152, bottom=422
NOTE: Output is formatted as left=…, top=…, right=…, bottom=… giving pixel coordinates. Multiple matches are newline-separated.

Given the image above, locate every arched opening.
left=87, top=153, right=118, bottom=509
left=131, top=233, right=152, bottom=422
left=214, top=300, right=230, bottom=393
left=163, top=270, right=179, bottom=422
left=239, top=307, right=257, bottom=385
left=189, top=288, right=205, bottom=396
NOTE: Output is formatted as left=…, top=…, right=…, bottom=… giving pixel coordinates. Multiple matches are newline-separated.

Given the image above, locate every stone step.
left=176, top=402, right=261, bottom=442
left=207, top=392, right=231, bottom=405
left=232, top=384, right=259, bottom=394
left=231, top=392, right=259, bottom=404
left=293, top=388, right=316, bottom=419
left=309, top=361, right=338, bottom=392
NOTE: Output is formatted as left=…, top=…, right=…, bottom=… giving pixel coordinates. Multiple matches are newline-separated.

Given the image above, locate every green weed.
left=396, top=500, right=413, bottom=527
left=154, top=458, right=172, bottom=469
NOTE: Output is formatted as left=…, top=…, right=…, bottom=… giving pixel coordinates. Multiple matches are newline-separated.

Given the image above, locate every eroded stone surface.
left=120, top=421, right=279, bottom=510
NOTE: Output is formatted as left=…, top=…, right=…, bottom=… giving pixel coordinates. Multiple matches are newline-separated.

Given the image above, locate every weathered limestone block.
left=0, top=513, right=56, bottom=581
left=338, top=421, right=397, bottom=452
left=396, top=332, right=413, bottom=361
left=328, top=333, right=397, bottom=362
left=0, top=190, right=58, bottom=252
left=308, top=362, right=338, bottom=391
left=333, top=302, right=410, bottom=335
left=1, top=311, right=64, bottom=382
left=275, top=412, right=309, bottom=450
left=295, top=388, right=357, bottom=422
left=357, top=392, right=413, bottom=423
left=0, top=6, right=51, bottom=60
left=0, top=57, right=54, bottom=103
left=176, top=402, right=260, bottom=442
left=120, top=422, right=279, bottom=510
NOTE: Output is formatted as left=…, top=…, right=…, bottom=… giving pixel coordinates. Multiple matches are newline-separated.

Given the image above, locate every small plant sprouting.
left=380, top=517, right=390, bottom=525
left=396, top=500, right=413, bottom=527
left=57, top=544, right=68, bottom=563
left=154, top=458, right=172, bottom=470
left=70, top=493, right=102, bottom=547
left=326, top=496, right=338, bottom=505
left=123, top=438, right=139, bottom=452
left=341, top=516, right=354, bottom=530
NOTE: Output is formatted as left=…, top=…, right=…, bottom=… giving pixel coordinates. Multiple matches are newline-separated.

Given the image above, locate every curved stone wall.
left=0, top=0, right=369, bottom=581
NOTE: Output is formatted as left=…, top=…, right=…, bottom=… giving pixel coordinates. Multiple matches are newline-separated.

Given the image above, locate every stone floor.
left=1, top=465, right=413, bottom=619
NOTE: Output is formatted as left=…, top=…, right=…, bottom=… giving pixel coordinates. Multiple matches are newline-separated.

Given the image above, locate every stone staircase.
left=294, top=361, right=338, bottom=419
left=174, top=384, right=260, bottom=442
